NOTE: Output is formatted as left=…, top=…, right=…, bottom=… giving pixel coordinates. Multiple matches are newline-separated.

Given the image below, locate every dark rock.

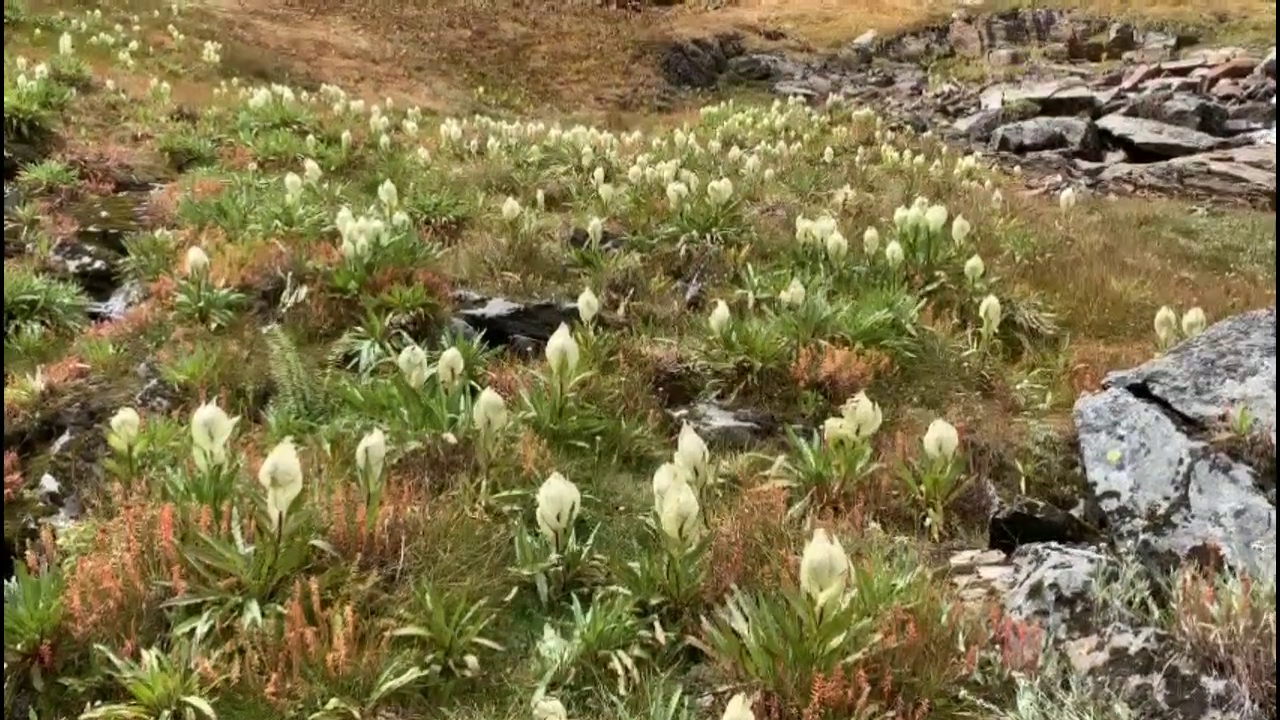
left=1121, top=63, right=1162, bottom=92
left=953, top=109, right=1005, bottom=141
left=1074, top=307, right=1277, bottom=581
left=1097, top=114, right=1227, bottom=159
left=773, top=78, right=826, bottom=100
left=1106, top=22, right=1137, bottom=54
left=1002, top=542, right=1261, bottom=720
left=1259, top=47, right=1276, bottom=78
left=1124, top=46, right=1175, bottom=64
left=989, top=497, right=1097, bottom=553
left=451, top=291, right=581, bottom=349
left=668, top=401, right=771, bottom=448
left=883, top=25, right=952, bottom=63
left=88, top=281, right=143, bottom=323
left=983, top=80, right=1103, bottom=117
left=1067, top=37, right=1105, bottom=62
left=1099, top=145, right=1276, bottom=205
left=1158, top=57, right=1211, bottom=77
left=1228, top=101, right=1277, bottom=125
left=728, top=53, right=802, bottom=82
left=48, top=239, right=120, bottom=303
left=1041, top=42, right=1071, bottom=62
left=1204, top=57, right=1258, bottom=85
left=949, top=17, right=984, bottom=57
left=660, top=33, right=744, bottom=89
left=990, top=116, right=1102, bottom=159
left=1124, top=93, right=1229, bottom=135
left=987, top=47, right=1026, bottom=67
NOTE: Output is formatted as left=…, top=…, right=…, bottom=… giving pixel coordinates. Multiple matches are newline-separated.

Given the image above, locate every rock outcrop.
left=1074, top=307, right=1276, bottom=580
left=947, top=308, right=1277, bottom=720
left=660, top=9, right=1277, bottom=207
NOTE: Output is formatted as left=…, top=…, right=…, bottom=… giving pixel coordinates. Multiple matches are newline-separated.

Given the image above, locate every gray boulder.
left=1098, top=144, right=1277, bottom=205
left=1073, top=307, right=1277, bottom=581
left=1097, top=114, right=1227, bottom=158
left=990, top=116, right=1102, bottom=159
left=1124, top=93, right=1229, bottom=135
left=1001, top=543, right=1262, bottom=720
left=953, top=108, right=1005, bottom=141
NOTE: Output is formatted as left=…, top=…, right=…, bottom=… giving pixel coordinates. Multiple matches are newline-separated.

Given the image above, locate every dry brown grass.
left=127, top=0, right=1266, bottom=125
left=1173, top=567, right=1277, bottom=715
left=692, top=0, right=1278, bottom=49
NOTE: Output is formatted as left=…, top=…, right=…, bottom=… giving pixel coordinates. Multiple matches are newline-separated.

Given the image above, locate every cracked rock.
left=1073, top=307, right=1277, bottom=581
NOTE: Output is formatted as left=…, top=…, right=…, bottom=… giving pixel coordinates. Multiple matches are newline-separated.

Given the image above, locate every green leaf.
left=180, top=696, right=218, bottom=719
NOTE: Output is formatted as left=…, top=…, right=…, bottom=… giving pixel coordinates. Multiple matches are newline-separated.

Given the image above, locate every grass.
left=2, top=1, right=1276, bottom=719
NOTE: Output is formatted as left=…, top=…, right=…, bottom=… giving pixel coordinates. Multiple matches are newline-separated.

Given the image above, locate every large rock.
left=1073, top=308, right=1277, bottom=581
left=1000, top=543, right=1262, bottom=720
left=660, top=33, right=745, bottom=89
left=1096, top=114, right=1227, bottom=158
left=1098, top=144, right=1277, bottom=206
left=1123, top=93, right=1229, bottom=135
left=451, top=291, right=582, bottom=352
left=953, top=108, right=1005, bottom=141
left=981, top=79, right=1105, bottom=117
left=989, top=116, right=1101, bottom=159
left=727, top=53, right=802, bottom=82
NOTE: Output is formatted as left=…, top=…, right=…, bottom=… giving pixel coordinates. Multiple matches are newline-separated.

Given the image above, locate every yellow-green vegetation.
left=2, top=2, right=1276, bottom=720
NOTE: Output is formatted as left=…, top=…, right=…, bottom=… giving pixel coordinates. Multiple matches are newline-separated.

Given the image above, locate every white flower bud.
left=799, top=528, right=849, bottom=611
left=922, top=418, right=960, bottom=462
left=545, top=323, right=580, bottom=379
left=709, top=300, right=731, bottom=337
left=535, top=472, right=581, bottom=548
left=472, top=387, right=509, bottom=435
left=1181, top=307, right=1207, bottom=338
left=355, top=429, right=387, bottom=484
left=577, top=287, right=600, bottom=324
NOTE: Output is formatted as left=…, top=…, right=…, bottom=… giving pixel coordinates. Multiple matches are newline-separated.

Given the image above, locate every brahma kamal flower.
left=659, top=478, right=701, bottom=545
left=778, top=277, right=806, bottom=308
left=545, top=323, right=580, bottom=379
left=577, top=287, right=600, bottom=325
left=191, top=401, right=238, bottom=471
left=109, top=407, right=141, bottom=450
left=536, top=472, right=581, bottom=550
left=924, top=204, right=949, bottom=234
left=501, top=196, right=522, bottom=222
left=922, top=418, right=960, bottom=462
left=862, top=227, right=880, bottom=255
left=1154, top=305, right=1179, bottom=348
left=283, top=172, right=303, bottom=204
left=709, top=300, right=731, bottom=337
left=824, top=229, right=848, bottom=262
left=1058, top=186, right=1077, bottom=211
left=840, top=391, right=883, bottom=439
left=979, top=294, right=1002, bottom=334
left=799, top=528, right=849, bottom=612
left=951, top=214, right=972, bottom=245
left=355, top=429, right=387, bottom=485
left=472, top=387, right=509, bottom=435
left=377, top=179, right=399, bottom=212
left=259, top=438, right=304, bottom=527
left=397, top=344, right=430, bottom=390
left=964, top=254, right=985, bottom=283
left=185, top=246, right=210, bottom=276
left=706, top=177, right=734, bottom=206
left=651, top=461, right=689, bottom=514
left=1181, top=307, right=1208, bottom=338
left=437, top=346, right=465, bottom=392
left=884, top=240, right=905, bottom=267
left=673, top=423, right=710, bottom=487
